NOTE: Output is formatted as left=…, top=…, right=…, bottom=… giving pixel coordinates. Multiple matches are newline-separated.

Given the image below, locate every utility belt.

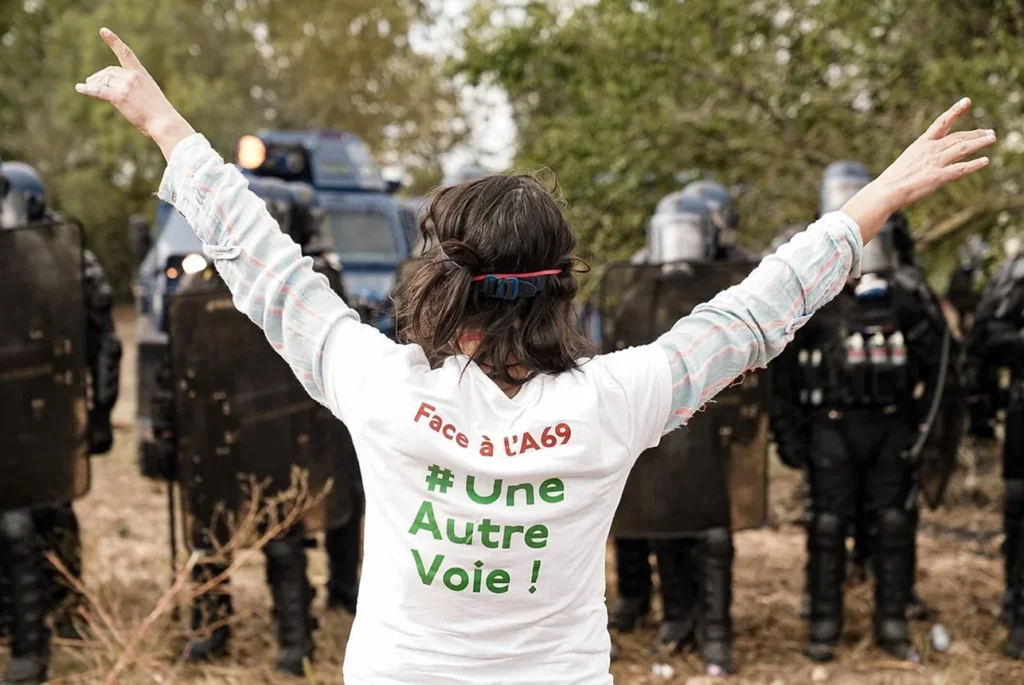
left=797, top=350, right=911, bottom=410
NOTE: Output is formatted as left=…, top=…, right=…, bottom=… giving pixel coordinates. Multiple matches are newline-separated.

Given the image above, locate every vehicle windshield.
left=322, top=209, right=399, bottom=261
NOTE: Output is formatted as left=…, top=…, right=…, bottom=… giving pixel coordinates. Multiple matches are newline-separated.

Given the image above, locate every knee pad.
left=703, top=528, right=734, bottom=560
left=877, top=509, right=915, bottom=547
left=811, top=512, right=846, bottom=539
left=0, top=510, right=34, bottom=542
left=1005, top=480, right=1024, bottom=521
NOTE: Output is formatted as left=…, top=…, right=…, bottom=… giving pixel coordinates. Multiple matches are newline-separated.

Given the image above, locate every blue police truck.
left=131, top=130, right=407, bottom=476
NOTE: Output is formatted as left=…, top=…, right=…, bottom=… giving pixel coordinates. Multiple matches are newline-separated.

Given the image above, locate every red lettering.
left=456, top=433, right=469, bottom=449
left=556, top=423, right=572, bottom=444
left=414, top=402, right=435, bottom=423
left=442, top=423, right=456, bottom=440
left=520, top=431, right=540, bottom=453
left=428, top=415, right=443, bottom=432
left=541, top=426, right=557, bottom=448
left=504, top=437, right=517, bottom=457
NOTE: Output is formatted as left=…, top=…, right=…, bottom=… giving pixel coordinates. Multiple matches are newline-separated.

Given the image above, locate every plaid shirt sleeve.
left=157, top=133, right=360, bottom=410
left=656, top=212, right=863, bottom=434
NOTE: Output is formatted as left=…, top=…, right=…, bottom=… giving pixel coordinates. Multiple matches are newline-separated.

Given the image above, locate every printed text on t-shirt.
left=408, top=401, right=573, bottom=595
left=413, top=402, right=572, bottom=457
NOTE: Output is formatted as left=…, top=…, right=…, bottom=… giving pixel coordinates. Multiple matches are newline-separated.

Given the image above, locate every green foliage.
left=458, top=0, right=1024, bottom=287
left=0, top=0, right=465, bottom=296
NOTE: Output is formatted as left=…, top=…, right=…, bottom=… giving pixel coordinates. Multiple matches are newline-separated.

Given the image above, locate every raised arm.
left=658, top=98, right=994, bottom=433
left=75, top=28, right=385, bottom=411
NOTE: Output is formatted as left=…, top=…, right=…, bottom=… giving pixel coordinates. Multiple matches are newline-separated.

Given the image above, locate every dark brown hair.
left=394, top=172, right=596, bottom=386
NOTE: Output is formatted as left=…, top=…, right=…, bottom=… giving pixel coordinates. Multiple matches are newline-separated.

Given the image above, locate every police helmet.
left=681, top=180, right=738, bottom=234
left=958, top=234, right=988, bottom=268
left=1, top=161, right=46, bottom=220
left=861, top=212, right=914, bottom=274
left=648, top=192, right=716, bottom=263
left=820, top=161, right=871, bottom=216
left=1, top=161, right=46, bottom=228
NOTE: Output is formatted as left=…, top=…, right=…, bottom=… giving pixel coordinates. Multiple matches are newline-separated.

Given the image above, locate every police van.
left=131, top=130, right=407, bottom=477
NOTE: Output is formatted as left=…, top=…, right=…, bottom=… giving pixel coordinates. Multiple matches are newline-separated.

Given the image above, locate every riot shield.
left=601, top=260, right=771, bottom=538
left=167, top=269, right=357, bottom=549
left=0, top=220, right=89, bottom=510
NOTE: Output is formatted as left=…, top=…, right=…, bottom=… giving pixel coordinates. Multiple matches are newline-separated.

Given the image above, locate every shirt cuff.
left=157, top=133, right=216, bottom=206
left=827, top=210, right=864, bottom=278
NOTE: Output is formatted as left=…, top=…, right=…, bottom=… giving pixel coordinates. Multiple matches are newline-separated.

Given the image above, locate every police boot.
left=42, top=504, right=86, bottom=640
left=805, top=512, right=846, bottom=662
left=610, top=538, right=651, bottom=632
left=1006, top=546, right=1024, bottom=660
left=184, top=561, right=232, bottom=663
left=265, top=531, right=317, bottom=676
left=695, top=528, right=733, bottom=676
left=652, top=539, right=696, bottom=647
left=0, top=511, right=50, bottom=685
left=873, top=509, right=919, bottom=662
left=1002, top=480, right=1024, bottom=627
left=325, top=521, right=360, bottom=614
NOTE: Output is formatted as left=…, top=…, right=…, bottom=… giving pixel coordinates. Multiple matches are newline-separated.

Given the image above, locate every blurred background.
left=2, top=0, right=1021, bottom=299
left=1, top=1, right=1022, bottom=683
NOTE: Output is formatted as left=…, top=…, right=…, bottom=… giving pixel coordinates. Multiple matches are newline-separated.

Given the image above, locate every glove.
left=88, top=408, right=113, bottom=455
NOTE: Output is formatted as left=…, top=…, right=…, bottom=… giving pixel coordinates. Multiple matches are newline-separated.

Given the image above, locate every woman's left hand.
left=75, top=28, right=195, bottom=160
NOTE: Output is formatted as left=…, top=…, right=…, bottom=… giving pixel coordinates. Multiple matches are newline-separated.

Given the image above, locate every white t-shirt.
left=157, top=134, right=861, bottom=683
left=323, top=326, right=672, bottom=685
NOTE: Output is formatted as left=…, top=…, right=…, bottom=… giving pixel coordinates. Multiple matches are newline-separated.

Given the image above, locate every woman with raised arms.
left=76, top=28, right=994, bottom=685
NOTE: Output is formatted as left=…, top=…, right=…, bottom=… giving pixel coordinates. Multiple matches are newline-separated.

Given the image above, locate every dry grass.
left=2, top=308, right=1021, bottom=684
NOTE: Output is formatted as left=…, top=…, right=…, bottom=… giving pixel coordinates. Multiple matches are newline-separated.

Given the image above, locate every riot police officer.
left=770, top=161, right=949, bottom=662
left=160, top=182, right=337, bottom=675
left=611, top=181, right=748, bottom=676
left=964, top=238, right=1024, bottom=659
left=0, top=161, right=122, bottom=685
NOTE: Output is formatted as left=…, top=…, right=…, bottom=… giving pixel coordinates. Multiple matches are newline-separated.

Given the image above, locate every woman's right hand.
left=75, top=28, right=195, bottom=160
left=842, top=98, right=995, bottom=243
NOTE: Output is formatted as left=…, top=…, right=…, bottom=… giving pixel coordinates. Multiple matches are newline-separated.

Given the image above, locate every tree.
left=0, top=0, right=466, bottom=295
left=458, top=0, right=1024, bottom=286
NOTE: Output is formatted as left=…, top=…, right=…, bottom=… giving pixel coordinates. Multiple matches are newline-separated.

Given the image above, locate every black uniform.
left=160, top=190, right=333, bottom=675
left=0, top=164, right=122, bottom=685
left=965, top=251, right=1024, bottom=659
left=771, top=214, right=946, bottom=662
left=611, top=183, right=744, bottom=675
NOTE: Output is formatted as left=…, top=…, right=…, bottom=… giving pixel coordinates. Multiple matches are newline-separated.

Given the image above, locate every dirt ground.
left=2, top=307, right=1022, bottom=684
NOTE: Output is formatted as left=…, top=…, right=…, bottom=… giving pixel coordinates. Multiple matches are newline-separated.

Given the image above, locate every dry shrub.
left=44, top=467, right=331, bottom=685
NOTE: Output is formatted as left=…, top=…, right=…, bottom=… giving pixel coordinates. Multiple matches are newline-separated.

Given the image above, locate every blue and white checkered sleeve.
left=657, top=212, right=863, bottom=434
left=156, top=133, right=362, bottom=411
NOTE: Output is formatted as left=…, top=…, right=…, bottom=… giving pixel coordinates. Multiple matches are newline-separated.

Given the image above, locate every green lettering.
left=473, top=560, right=484, bottom=592
left=501, top=524, right=525, bottom=549
left=443, top=567, right=469, bottom=591
left=486, top=569, right=511, bottom=594
left=466, top=475, right=502, bottom=504
left=410, top=548, right=444, bottom=585
left=539, top=478, right=565, bottom=504
left=525, top=524, right=549, bottom=549
left=446, top=519, right=474, bottom=545
left=408, top=501, right=442, bottom=540
left=479, top=518, right=502, bottom=549
left=506, top=482, right=535, bottom=507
